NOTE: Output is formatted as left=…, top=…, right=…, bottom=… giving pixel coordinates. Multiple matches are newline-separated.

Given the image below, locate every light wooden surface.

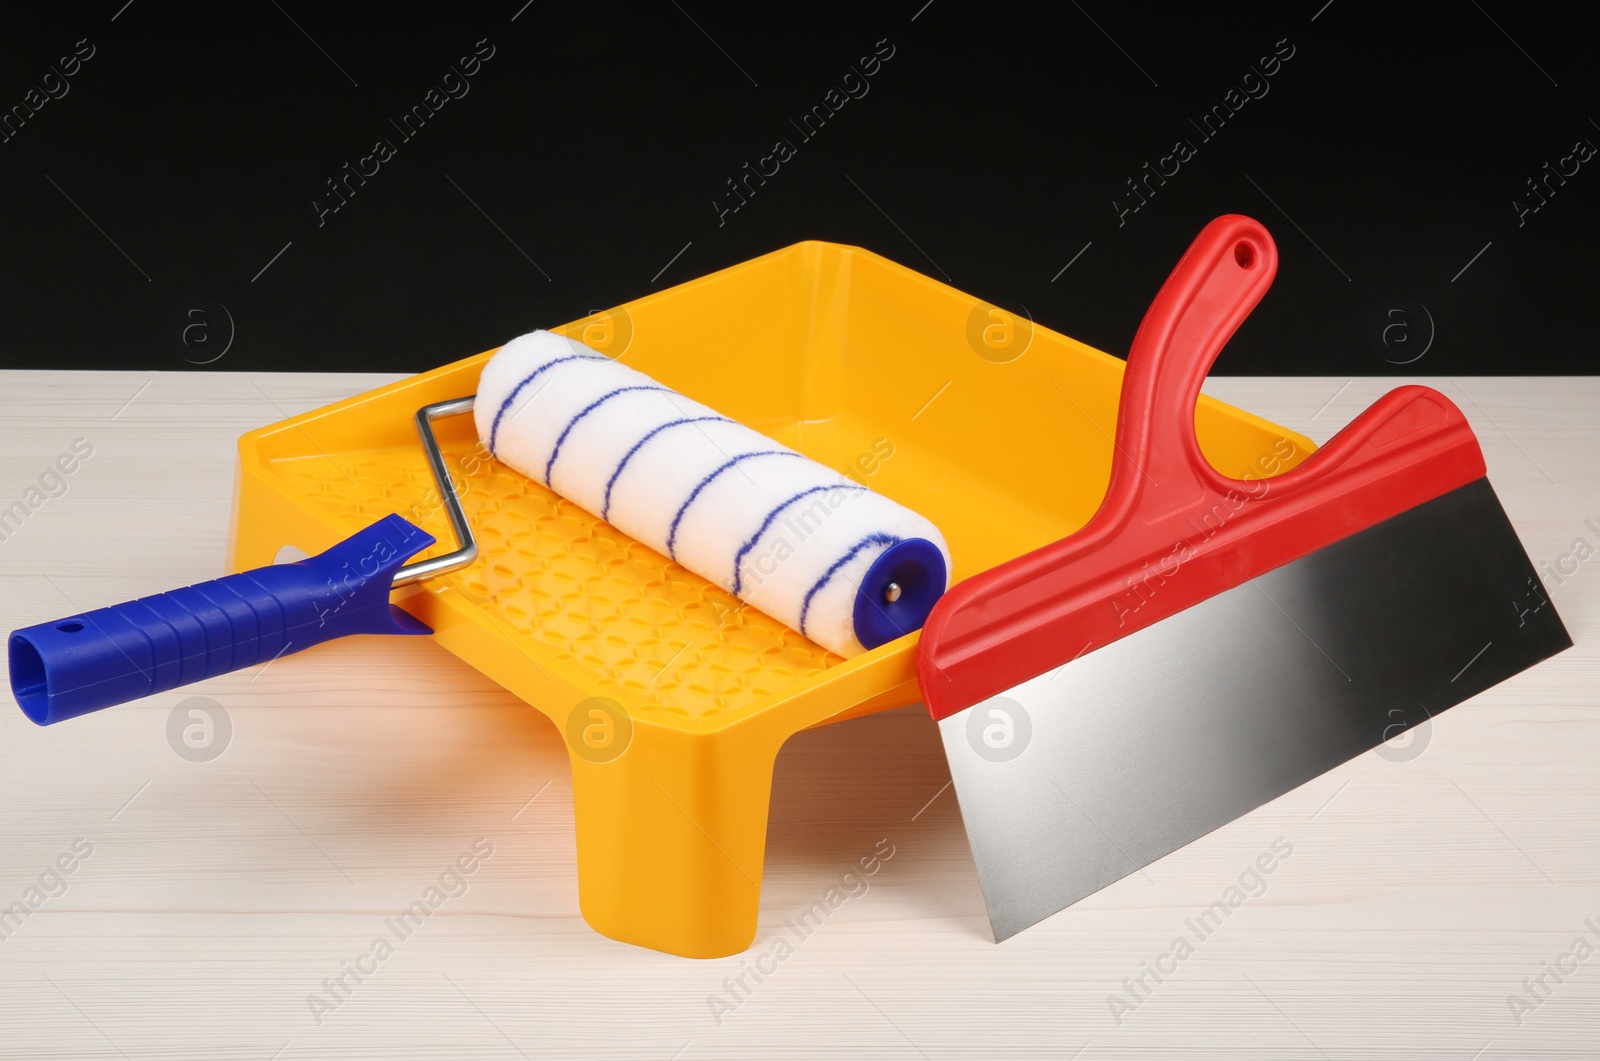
left=1, top=371, right=1596, bottom=1060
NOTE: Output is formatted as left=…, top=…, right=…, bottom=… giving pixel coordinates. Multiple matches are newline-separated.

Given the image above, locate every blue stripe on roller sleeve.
left=797, top=532, right=902, bottom=639
left=731, top=483, right=867, bottom=595
left=544, top=384, right=670, bottom=485
left=665, top=450, right=808, bottom=559
left=601, top=416, right=733, bottom=520
left=488, top=353, right=608, bottom=455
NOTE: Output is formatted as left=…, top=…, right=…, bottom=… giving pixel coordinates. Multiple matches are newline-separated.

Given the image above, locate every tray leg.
left=568, top=714, right=781, bottom=958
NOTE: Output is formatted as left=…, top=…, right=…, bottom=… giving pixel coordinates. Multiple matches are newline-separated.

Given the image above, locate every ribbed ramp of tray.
left=281, top=445, right=841, bottom=725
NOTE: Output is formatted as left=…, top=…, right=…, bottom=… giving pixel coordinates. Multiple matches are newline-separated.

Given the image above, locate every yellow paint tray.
left=226, top=240, right=1314, bottom=957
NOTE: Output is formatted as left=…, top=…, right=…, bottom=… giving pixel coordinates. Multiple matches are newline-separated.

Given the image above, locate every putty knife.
left=916, top=214, right=1571, bottom=941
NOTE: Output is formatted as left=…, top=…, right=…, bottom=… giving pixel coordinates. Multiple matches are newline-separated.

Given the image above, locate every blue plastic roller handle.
left=8, top=514, right=436, bottom=725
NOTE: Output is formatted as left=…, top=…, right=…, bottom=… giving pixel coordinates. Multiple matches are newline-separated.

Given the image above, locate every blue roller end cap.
left=852, top=537, right=948, bottom=652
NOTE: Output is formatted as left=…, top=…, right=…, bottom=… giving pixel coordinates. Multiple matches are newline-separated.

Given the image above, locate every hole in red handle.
left=1234, top=241, right=1256, bottom=269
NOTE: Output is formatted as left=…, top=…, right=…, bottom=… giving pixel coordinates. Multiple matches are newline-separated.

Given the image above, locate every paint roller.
left=9, top=330, right=951, bottom=723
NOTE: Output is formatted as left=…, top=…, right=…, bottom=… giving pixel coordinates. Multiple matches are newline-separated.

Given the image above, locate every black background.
left=1, top=0, right=1595, bottom=375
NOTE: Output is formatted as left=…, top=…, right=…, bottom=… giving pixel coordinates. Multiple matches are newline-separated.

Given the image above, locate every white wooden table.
left=1, top=372, right=1595, bottom=1060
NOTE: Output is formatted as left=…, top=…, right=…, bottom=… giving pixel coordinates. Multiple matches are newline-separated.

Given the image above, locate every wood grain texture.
left=0, top=371, right=1596, bottom=1060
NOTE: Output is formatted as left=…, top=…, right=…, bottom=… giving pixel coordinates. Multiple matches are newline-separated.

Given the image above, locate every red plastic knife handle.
left=918, top=215, right=1487, bottom=722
